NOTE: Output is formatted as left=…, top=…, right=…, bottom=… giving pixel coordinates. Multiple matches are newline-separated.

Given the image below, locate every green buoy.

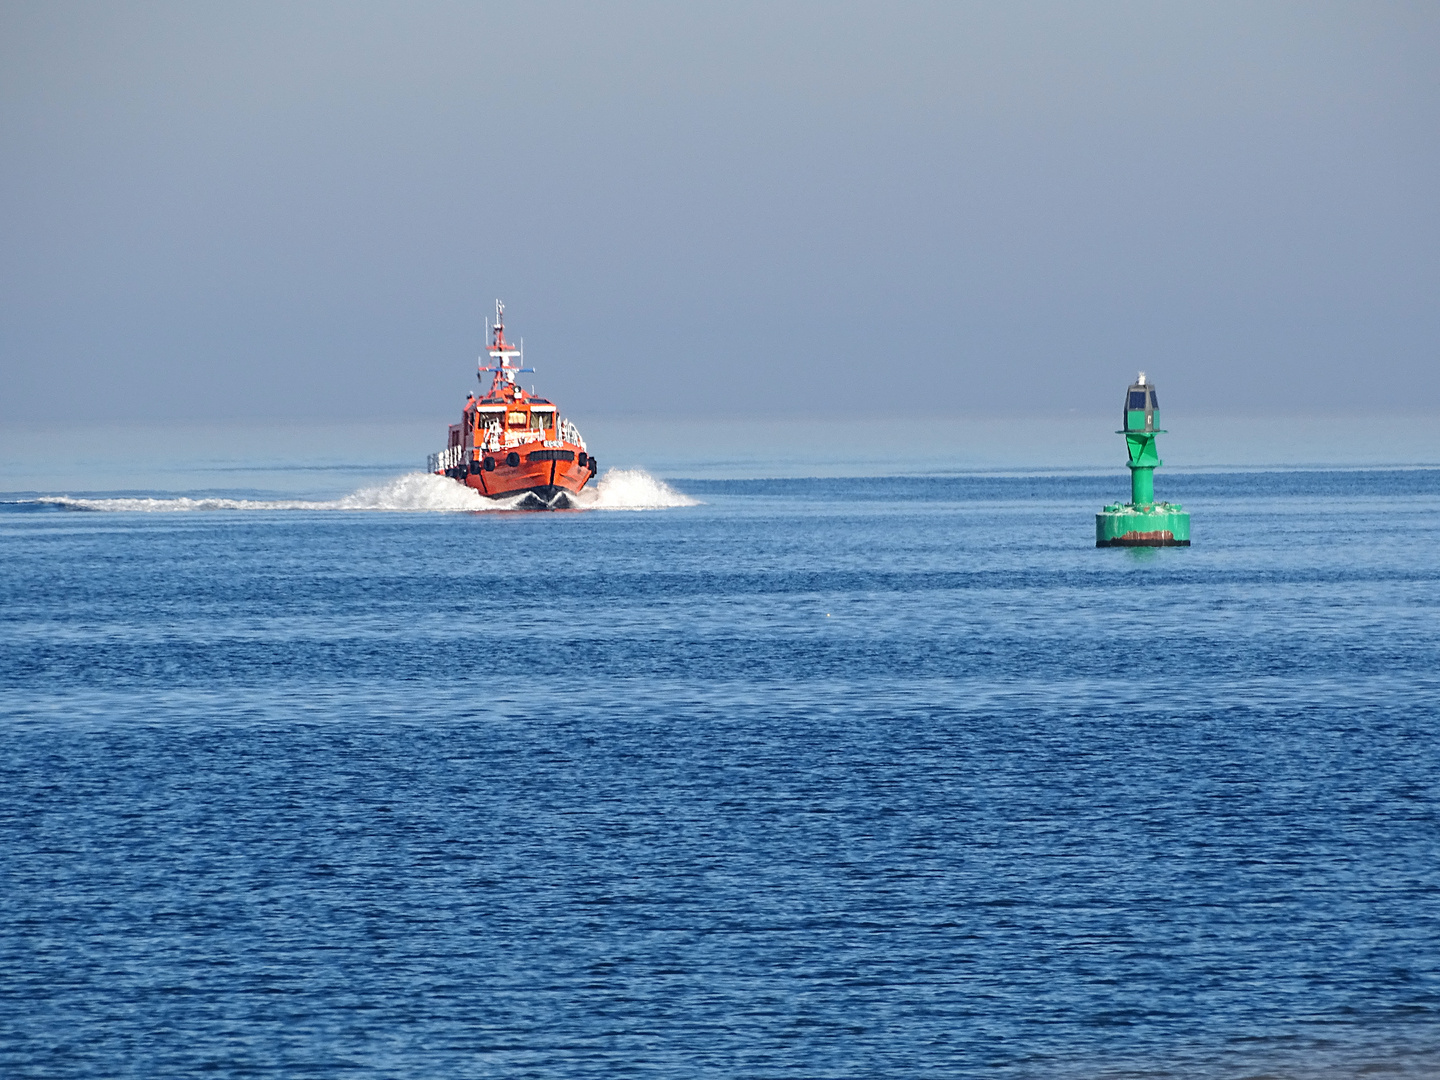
left=1096, top=372, right=1190, bottom=547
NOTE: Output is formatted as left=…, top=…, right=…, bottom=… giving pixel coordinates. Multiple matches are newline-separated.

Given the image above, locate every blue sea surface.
left=2, top=470, right=1439, bottom=1078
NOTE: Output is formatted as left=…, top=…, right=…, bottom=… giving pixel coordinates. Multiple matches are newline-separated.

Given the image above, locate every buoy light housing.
left=1125, top=374, right=1159, bottom=434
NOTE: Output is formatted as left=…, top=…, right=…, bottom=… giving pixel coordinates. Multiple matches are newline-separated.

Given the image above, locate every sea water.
left=2, top=468, right=1439, bottom=1078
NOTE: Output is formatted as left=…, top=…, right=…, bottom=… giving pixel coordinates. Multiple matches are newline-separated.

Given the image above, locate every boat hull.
left=437, top=451, right=594, bottom=509
left=478, top=484, right=584, bottom=510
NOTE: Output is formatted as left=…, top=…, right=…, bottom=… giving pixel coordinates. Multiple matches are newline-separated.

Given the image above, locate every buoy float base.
left=1096, top=502, right=1191, bottom=547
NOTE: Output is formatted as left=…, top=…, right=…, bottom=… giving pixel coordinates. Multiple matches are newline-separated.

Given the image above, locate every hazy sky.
left=3, top=1, right=1438, bottom=424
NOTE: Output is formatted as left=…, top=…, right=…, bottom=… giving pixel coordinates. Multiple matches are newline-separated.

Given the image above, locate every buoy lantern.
left=1096, top=372, right=1191, bottom=547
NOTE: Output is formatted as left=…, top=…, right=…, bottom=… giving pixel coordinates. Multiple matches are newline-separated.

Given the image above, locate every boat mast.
left=478, top=298, right=532, bottom=396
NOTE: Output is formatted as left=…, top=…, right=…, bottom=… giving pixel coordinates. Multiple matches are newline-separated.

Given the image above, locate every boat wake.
left=13, top=470, right=698, bottom=514
left=573, top=468, right=701, bottom=510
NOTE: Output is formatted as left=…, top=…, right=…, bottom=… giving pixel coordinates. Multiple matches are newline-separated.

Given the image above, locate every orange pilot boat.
left=427, top=301, right=597, bottom=509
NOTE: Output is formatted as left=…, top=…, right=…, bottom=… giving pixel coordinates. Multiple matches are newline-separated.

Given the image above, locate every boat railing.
left=477, top=422, right=545, bottom=452
left=427, top=445, right=466, bottom=473
left=561, top=418, right=587, bottom=450
left=498, top=430, right=545, bottom=449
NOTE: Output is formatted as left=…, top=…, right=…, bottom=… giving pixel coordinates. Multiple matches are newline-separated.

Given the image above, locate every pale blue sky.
left=3, top=1, right=1438, bottom=425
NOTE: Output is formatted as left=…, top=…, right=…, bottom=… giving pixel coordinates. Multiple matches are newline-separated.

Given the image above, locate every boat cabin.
left=450, top=396, right=559, bottom=453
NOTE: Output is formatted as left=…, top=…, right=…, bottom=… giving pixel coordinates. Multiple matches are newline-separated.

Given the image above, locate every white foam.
left=576, top=469, right=701, bottom=510
left=25, top=470, right=696, bottom=513
left=332, top=472, right=493, bottom=511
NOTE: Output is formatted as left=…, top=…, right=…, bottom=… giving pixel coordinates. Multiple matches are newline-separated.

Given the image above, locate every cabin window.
left=531, top=412, right=552, bottom=430
left=1128, top=390, right=1148, bottom=410
left=508, top=412, right=527, bottom=426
